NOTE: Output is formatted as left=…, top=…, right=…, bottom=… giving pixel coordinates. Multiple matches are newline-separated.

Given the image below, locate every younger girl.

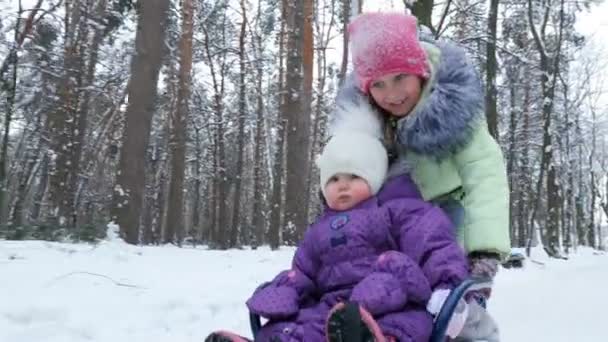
left=205, top=101, right=469, bottom=342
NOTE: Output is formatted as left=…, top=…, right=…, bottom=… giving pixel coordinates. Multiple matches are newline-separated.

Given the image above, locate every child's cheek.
left=352, top=183, right=372, bottom=201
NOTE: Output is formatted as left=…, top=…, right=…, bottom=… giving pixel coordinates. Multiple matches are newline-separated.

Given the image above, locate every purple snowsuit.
left=247, top=175, right=468, bottom=342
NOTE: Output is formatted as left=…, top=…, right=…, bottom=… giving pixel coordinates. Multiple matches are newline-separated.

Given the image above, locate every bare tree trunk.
left=192, top=124, right=203, bottom=240
left=0, top=50, right=18, bottom=225
left=575, top=112, right=586, bottom=246
left=141, top=160, right=157, bottom=245
left=155, top=165, right=168, bottom=244
left=229, top=0, right=249, bottom=248
left=31, top=154, right=50, bottom=222
left=562, top=77, right=573, bottom=253
left=203, top=14, right=230, bottom=248
left=546, top=161, right=562, bottom=255
left=521, top=73, right=537, bottom=254
left=252, top=97, right=266, bottom=247
left=210, top=128, right=219, bottom=244
left=526, top=0, right=565, bottom=257
left=485, top=0, right=499, bottom=139
left=283, top=0, right=311, bottom=245
left=506, top=73, right=518, bottom=245
left=160, top=49, right=178, bottom=243
left=72, top=0, right=109, bottom=226
left=47, top=1, right=86, bottom=228
left=165, top=0, right=194, bottom=245
left=300, top=0, right=314, bottom=222
left=590, top=171, right=597, bottom=248
left=600, top=144, right=608, bottom=250
left=588, top=108, right=599, bottom=248
left=251, top=2, right=267, bottom=248
left=338, top=0, right=362, bottom=85
left=11, top=128, right=42, bottom=226
left=268, top=0, right=289, bottom=249
left=112, top=0, right=170, bottom=244
left=217, top=27, right=231, bottom=250
left=338, top=0, right=351, bottom=86
left=518, top=78, right=533, bottom=248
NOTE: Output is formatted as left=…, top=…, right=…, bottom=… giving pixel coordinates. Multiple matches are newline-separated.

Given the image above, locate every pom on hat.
left=348, top=12, right=430, bottom=94
left=329, top=96, right=384, bottom=139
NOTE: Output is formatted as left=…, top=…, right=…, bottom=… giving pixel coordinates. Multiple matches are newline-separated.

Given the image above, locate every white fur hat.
left=318, top=97, right=388, bottom=197
left=316, top=132, right=388, bottom=197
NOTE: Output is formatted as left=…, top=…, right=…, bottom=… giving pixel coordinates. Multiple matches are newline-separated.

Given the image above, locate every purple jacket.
left=247, top=174, right=468, bottom=320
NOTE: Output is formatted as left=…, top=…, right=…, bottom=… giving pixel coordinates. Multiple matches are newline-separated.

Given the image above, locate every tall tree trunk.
left=141, top=156, right=158, bottom=245
left=546, top=161, right=562, bottom=255
left=563, top=78, right=573, bottom=253
left=252, top=92, right=266, bottom=247
left=522, top=73, right=536, bottom=254
left=229, top=0, right=249, bottom=248
left=518, top=77, right=532, bottom=248
left=485, top=0, right=499, bottom=139
left=203, top=14, right=230, bottom=248
left=112, top=0, right=170, bottom=244
left=31, top=154, right=50, bottom=222
left=588, top=108, right=599, bottom=248
left=300, top=0, right=314, bottom=221
left=192, top=125, right=202, bottom=240
left=600, top=148, right=608, bottom=250
left=218, top=22, right=231, bottom=250
left=526, top=0, right=565, bottom=257
left=589, top=171, right=597, bottom=248
left=11, top=127, right=42, bottom=226
left=252, top=1, right=267, bottom=248
left=338, top=0, right=362, bottom=86
left=575, top=112, right=586, bottom=246
left=210, top=124, right=219, bottom=244
left=283, top=0, right=310, bottom=245
left=165, top=0, right=194, bottom=245
left=268, top=0, right=289, bottom=249
left=506, top=73, right=518, bottom=245
left=564, top=131, right=573, bottom=252
left=72, top=0, right=109, bottom=225
left=47, top=1, right=85, bottom=228
left=0, top=49, right=18, bottom=225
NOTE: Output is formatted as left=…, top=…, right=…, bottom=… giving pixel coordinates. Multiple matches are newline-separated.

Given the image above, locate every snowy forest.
left=0, top=0, right=606, bottom=256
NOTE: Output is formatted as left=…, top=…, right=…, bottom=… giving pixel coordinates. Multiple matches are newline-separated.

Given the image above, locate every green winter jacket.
left=402, top=42, right=510, bottom=257
left=406, top=125, right=510, bottom=257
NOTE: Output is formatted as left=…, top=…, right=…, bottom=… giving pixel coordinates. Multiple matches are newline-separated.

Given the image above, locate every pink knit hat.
left=348, top=12, right=430, bottom=94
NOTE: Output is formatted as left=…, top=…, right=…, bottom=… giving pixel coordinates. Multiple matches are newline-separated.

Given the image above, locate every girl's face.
left=324, top=173, right=372, bottom=211
left=368, top=72, right=423, bottom=118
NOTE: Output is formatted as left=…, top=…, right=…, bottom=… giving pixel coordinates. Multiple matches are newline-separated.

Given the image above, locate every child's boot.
left=326, top=302, right=386, bottom=342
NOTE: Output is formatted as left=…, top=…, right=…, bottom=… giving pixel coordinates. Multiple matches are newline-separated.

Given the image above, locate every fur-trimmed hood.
left=330, top=40, right=484, bottom=159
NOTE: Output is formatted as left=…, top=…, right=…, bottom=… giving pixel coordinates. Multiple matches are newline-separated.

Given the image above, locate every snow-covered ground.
left=1, top=238, right=607, bottom=342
